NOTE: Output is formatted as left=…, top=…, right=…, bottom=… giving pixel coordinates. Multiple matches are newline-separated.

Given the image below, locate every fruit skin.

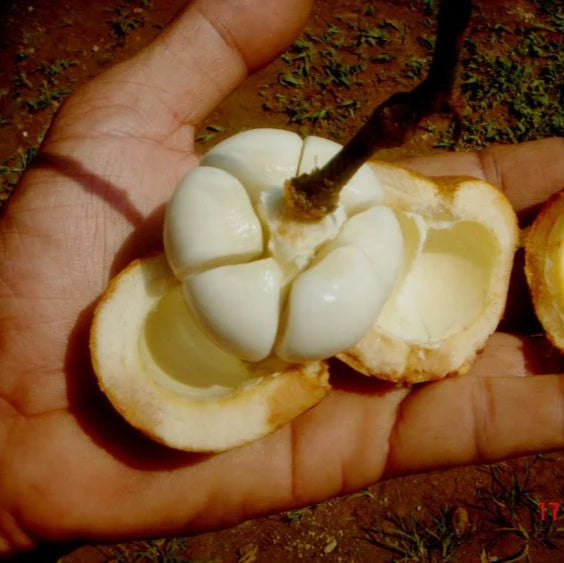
left=525, top=188, right=564, bottom=352
left=90, top=253, right=330, bottom=453
left=338, top=161, right=519, bottom=385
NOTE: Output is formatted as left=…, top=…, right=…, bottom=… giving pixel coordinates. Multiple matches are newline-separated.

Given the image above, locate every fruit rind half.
left=90, top=253, right=330, bottom=452
left=338, top=161, right=519, bottom=384
left=525, top=189, right=564, bottom=351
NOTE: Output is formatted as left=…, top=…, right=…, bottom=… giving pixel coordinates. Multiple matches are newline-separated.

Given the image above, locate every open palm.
left=1, top=0, right=564, bottom=555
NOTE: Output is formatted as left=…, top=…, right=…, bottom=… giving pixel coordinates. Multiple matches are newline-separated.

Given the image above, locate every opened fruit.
left=90, top=128, right=519, bottom=451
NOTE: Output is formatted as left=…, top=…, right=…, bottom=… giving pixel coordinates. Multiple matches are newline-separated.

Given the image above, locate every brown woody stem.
left=285, top=0, right=472, bottom=221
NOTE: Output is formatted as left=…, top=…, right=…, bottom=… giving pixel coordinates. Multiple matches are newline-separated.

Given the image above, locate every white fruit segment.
left=376, top=218, right=498, bottom=342
left=256, top=187, right=347, bottom=283
left=276, top=246, right=385, bottom=361
left=298, top=136, right=383, bottom=215
left=318, top=206, right=404, bottom=298
left=164, top=166, right=262, bottom=279
left=164, top=129, right=404, bottom=363
left=200, top=128, right=303, bottom=202
left=184, top=259, right=282, bottom=362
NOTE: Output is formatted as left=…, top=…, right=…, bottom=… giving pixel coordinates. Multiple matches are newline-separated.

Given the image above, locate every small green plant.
left=1, top=145, right=39, bottom=204
left=347, top=487, right=375, bottom=501
left=258, top=14, right=407, bottom=139
left=471, top=461, right=564, bottom=558
left=535, top=0, right=564, bottom=33
left=38, top=58, right=77, bottom=80
left=356, top=27, right=389, bottom=47
left=0, top=146, right=37, bottom=177
left=417, top=35, right=435, bottom=51
left=436, top=17, right=564, bottom=151
left=107, top=537, right=191, bottom=562
left=108, top=3, right=145, bottom=42
left=404, top=57, right=427, bottom=79
left=363, top=505, right=469, bottom=562
left=195, top=124, right=225, bottom=144
left=282, top=506, right=313, bottom=523
left=15, top=47, right=35, bottom=62
left=278, top=72, right=304, bottom=88
left=26, top=84, right=70, bottom=113
left=324, top=60, right=365, bottom=87
left=370, top=53, right=394, bottom=63
left=422, top=0, right=436, bottom=14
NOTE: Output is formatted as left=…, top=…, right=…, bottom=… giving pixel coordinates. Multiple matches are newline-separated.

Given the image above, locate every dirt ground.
left=2, top=0, right=564, bottom=561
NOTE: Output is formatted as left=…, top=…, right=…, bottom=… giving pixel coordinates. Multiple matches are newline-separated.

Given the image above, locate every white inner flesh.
left=317, top=206, right=404, bottom=298
left=164, top=166, right=263, bottom=278
left=276, top=245, right=385, bottom=361
left=377, top=218, right=498, bottom=342
left=164, top=130, right=401, bottom=362
left=256, top=187, right=347, bottom=284
left=200, top=128, right=303, bottom=203
left=184, top=258, right=282, bottom=362
left=142, top=285, right=259, bottom=399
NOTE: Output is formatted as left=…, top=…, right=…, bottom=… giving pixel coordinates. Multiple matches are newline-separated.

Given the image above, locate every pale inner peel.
left=546, top=215, right=564, bottom=301
left=377, top=218, right=498, bottom=343
left=142, top=285, right=258, bottom=399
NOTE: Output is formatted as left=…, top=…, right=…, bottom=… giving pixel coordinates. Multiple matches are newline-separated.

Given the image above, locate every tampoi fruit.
left=525, top=189, right=564, bottom=351
left=90, top=128, right=519, bottom=451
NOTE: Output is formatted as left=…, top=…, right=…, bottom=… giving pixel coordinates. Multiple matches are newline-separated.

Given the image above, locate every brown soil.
left=2, top=0, right=564, bottom=561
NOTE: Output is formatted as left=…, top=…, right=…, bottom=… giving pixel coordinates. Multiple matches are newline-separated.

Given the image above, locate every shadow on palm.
left=26, top=150, right=206, bottom=470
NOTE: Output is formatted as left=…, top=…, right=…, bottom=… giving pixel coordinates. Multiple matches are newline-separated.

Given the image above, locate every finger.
left=399, top=137, right=564, bottom=213
left=467, top=333, right=533, bottom=377
left=131, top=0, right=313, bottom=123
left=8, top=380, right=409, bottom=544
left=466, top=332, right=564, bottom=378
left=9, top=367, right=564, bottom=547
left=62, top=0, right=312, bottom=139
left=384, top=372, right=564, bottom=477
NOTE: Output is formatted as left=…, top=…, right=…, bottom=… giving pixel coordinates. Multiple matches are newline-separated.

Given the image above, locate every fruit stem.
left=285, top=0, right=472, bottom=221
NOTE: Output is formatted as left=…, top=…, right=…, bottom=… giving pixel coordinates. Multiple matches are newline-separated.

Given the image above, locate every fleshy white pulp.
left=164, top=129, right=404, bottom=362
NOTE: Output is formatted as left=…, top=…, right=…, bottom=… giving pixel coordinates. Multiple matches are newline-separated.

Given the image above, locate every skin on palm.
left=1, top=0, right=564, bottom=555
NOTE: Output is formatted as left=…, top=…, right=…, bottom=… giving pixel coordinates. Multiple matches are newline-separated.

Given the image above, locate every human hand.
left=1, top=0, right=564, bottom=555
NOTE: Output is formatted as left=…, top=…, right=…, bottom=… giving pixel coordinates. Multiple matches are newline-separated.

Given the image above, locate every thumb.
left=61, top=0, right=312, bottom=140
